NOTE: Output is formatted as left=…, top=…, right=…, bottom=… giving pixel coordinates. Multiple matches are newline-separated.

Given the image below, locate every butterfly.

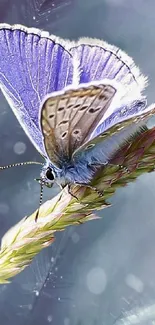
left=0, top=23, right=155, bottom=216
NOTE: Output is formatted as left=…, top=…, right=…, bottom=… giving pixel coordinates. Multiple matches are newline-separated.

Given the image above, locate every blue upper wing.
left=68, top=37, right=153, bottom=166
left=0, top=24, right=75, bottom=156
left=69, top=38, right=147, bottom=92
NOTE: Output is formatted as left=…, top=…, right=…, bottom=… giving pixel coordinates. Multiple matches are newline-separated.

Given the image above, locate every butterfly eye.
left=45, top=168, right=55, bottom=181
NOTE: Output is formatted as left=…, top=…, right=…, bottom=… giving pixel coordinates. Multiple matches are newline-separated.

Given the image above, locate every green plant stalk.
left=0, top=126, right=155, bottom=283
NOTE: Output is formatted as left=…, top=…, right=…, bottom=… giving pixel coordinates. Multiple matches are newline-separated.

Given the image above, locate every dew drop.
left=28, top=304, right=33, bottom=310
left=125, top=274, right=144, bottom=293
left=71, top=232, right=80, bottom=244
left=47, top=315, right=53, bottom=322
left=13, top=141, right=27, bottom=155
left=86, top=267, right=107, bottom=295
left=34, top=290, right=39, bottom=296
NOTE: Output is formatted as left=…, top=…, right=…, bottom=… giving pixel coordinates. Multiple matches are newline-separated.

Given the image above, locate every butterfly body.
left=41, top=153, right=98, bottom=188
left=40, top=99, right=148, bottom=190
left=39, top=91, right=148, bottom=189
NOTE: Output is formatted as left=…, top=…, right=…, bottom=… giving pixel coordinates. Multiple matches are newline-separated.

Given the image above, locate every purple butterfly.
left=0, top=24, right=154, bottom=207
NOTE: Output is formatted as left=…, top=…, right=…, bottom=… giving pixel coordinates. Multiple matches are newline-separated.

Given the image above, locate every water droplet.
left=71, top=232, right=80, bottom=244
left=28, top=304, right=33, bottom=310
left=125, top=274, right=144, bottom=293
left=58, top=297, right=61, bottom=301
left=13, top=141, right=26, bottom=155
left=51, top=257, right=55, bottom=263
left=47, top=315, right=53, bottom=322
left=86, top=267, right=107, bottom=295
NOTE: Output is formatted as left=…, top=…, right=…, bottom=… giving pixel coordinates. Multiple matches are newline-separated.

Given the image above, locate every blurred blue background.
left=0, top=0, right=155, bottom=324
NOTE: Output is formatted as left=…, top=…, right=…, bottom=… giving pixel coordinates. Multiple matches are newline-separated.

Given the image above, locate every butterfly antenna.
left=0, top=161, right=44, bottom=222
left=0, top=161, right=44, bottom=170
left=35, top=181, right=44, bottom=222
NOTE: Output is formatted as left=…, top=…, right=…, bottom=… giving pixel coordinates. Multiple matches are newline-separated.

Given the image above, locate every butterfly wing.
left=68, top=37, right=152, bottom=167
left=40, top=80, right=118, bottom=168
left=69, top=38, right=147, bottom=92
left=73, top=100, right=155, bottom=166
left=0, top=24, right=75, bottom=157
left=69, top=38, right=149, bottom=141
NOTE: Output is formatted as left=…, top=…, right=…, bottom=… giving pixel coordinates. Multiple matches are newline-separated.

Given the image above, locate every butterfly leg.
left=24, top=210, right=39, bottom=222
left=75, top=182, right=104, bottom=197
left=89, top=161, right=130, bottom=173
left=94, top=188, right=104, bottom=197
left=67, top=185, right=91, bottom=225
left=88, top=185, right=104, bottom=197
left=119, top=165, right=130, bottom=173
left=68, top=184, right=79, bottom=200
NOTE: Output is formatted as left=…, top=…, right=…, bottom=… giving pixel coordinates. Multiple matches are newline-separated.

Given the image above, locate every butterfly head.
left=38, top=164, right=56, bottom=188
left=39, top=159, right=72, bottom=189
